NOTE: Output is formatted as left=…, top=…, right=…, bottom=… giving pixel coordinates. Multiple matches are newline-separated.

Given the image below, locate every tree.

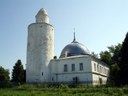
left=118, top=32, right=128, bottom=85
left=109, top=44, right=122, bottom=65
left=12, top=60, right=25, bottom=83
left=91, top=52, right=99, bottom=59
left=99, top=44, right=122, bottom=66
left=99, top=44, right=122, bottom=85
left=110, top=63, right=119, bottom=84
left=109, top=44, right=122, bottom=85
left=0, top=66, right=10, bottom=82
left=100, top=51, right=112, bottom=65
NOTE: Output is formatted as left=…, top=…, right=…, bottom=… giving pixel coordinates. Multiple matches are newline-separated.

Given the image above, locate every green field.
left=1, top=84, right=128, bottom=96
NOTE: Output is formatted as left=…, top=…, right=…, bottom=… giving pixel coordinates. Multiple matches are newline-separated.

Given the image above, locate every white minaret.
left=26, top=8, right=54, bottom=83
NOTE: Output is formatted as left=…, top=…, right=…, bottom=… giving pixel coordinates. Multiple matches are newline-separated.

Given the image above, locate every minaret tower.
left=26, top=8, right=54, bottom=83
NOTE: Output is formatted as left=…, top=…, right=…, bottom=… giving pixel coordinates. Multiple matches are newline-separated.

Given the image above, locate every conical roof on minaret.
left=37, top=8, right=48, bottom=16
left=36, top=8, right=49, bottom=23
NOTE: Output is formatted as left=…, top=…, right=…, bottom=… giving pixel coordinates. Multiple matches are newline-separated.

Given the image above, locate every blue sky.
left=0, top=0, right=128, bottom=74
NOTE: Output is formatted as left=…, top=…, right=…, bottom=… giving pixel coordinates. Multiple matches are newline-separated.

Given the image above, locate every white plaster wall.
left=56, top=73, right=92, bottom=82
left=91, top=58, right=109, bottom=85
left=92, top=74, right=108, bottom=85
left=36, top=15, right=49, bottom=23
left=49, top=55, right=109, bottom=85
left=26, top=23, right=54, bottom=83
left=91, top=60, right=109, bottom=76
left=49, top=56, right=93, bottom=82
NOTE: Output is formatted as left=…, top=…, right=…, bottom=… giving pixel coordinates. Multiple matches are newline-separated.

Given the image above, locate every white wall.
left=49, top=55, right=93, bottom=82
left=26, top=23, right=54, bottom=83
left=91, top=57, right=109, bottom=85
left=49, top=55, right=109, bottom=85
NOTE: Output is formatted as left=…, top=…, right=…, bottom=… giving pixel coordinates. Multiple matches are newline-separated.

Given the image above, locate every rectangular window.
left=102, top=66, right=103, bottom=73
left=100, top=66, right=102, bottom=73
left=79, top=63, right=83, bottom=71
left=103, top=68, right=105, bottom=74
left=72, top=64, right=75, bottom=71
left=64, top=64, right=68, bottom=72
left=97, top=65, right=99, bottom=72
left=94, top=63, right=96, bottom=71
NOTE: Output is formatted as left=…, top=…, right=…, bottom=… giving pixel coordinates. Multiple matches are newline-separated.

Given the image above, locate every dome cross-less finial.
left=73, top=28, right=76, bottom=42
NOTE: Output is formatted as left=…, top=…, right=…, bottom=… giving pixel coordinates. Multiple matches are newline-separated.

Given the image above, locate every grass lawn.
left=0, top=84, right=128, bottom=96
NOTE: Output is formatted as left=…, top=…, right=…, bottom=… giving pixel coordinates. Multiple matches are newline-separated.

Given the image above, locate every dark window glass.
left=79, top=63, right=83, bottom=71
left=72, top=64, right=75, bottom=71
left=64, top=64, right=68, bottom=72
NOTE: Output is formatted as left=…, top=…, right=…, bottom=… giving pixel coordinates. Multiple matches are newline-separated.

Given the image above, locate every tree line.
left=0, top=60, right=25, bottom=84
left=92, top=32, right=128, bottom=86
left=1, top=32, right=128, bottom=86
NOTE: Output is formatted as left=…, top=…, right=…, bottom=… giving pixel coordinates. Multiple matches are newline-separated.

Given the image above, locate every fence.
left=0, top=80, right=110, bottom=88
left=24, top=80, right=110, bottom=88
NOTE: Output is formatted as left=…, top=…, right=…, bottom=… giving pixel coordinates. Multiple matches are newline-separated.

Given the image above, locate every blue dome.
left=60, top=40, right=90, bottom=58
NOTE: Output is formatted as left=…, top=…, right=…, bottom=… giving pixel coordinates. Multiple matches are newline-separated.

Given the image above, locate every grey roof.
left=60, top=40, right=90, bottom=58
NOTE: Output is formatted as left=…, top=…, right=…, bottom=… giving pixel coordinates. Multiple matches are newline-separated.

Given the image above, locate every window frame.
left=64, top=64, right=68, bottom=72
left=94, top=63, right=96, bottom=71
left=71, top=64, right=75, bottom=71
left=79, top=63, right=84, bottom=71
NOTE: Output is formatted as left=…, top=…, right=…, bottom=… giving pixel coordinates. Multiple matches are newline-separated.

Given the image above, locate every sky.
left=0, top=0, right=128, bottom=75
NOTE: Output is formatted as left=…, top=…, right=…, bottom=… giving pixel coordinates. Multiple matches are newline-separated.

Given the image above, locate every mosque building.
left=26, top=8, right=109, bottom=85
